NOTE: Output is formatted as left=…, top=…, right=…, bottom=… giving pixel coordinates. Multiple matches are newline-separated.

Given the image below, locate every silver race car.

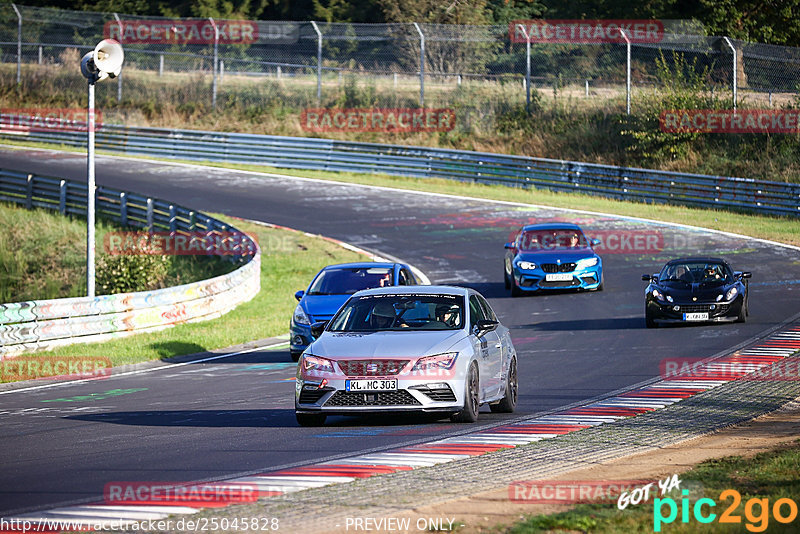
left=295, top=286, right=518, bottom=426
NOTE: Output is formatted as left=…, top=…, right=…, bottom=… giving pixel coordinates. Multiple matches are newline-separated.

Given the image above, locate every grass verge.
left=501, top=440, right=800, bottom=533
left=0, top=201, right=234, bottom=303
left=12, top=216, right=364, bottom=368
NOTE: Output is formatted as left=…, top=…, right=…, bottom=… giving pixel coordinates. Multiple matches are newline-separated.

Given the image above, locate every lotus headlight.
left=666, top=295, right=674, bottom=303
left=516, top=261, right=537, bottom=271
left=301, top=354, right=335, bottom=373
left=575, top=257, right=599, bottom=269
left=412, top=352, right=458, bottom=371
left=716, top=294, right=723, bottom=302
left=652, top=289, right=664, bottom=300
left=725, top=287, right=738, bottom=301
left=293, top=303, right=311, bottom=325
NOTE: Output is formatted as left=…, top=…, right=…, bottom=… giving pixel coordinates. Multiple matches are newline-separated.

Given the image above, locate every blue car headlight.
left=293, top=303, right=311, bottom=326
left=575, top=257, right=599, bottom=270
left=516, top=261, right=537, bottom=271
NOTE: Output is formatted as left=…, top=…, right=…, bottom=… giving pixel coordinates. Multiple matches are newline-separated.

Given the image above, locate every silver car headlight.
left=293, top=303, right=311, bottom=325
left=301, top=354, right=335, bottom=373
left=725, top=287, right=738, bottom=301
left=516, top=261, right=537, bottom=271
left=575, top=257, right=599, bottom=269
left=412, top=352, right=458, bottom=372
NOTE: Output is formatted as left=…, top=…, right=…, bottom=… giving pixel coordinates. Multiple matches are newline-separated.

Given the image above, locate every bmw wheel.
left=451, top=362, right=479, bottom=423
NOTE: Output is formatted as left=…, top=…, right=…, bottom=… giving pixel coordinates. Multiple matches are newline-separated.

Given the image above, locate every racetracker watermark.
left=1, top=356, right=112, bottom=381
left=661, top=357, right=800, bottom=381
left=104, top=482, right=259, bottom=506
left=103, top=231, right=259, bottom=256
left=660, top=109, right=800, bottom=133
left=510, top=20, right=664, bottom=43
left=104, top=19, right=258, bottom=44
left=300, top=108, right=456, bottom=133
left=586, top=230, right=663, bottom=254
left=509, top=480, right=649, bottom=504
left=0, top=108, right=99, bottom=133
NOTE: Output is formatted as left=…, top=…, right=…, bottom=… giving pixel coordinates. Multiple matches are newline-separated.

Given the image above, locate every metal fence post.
left=516, top=24, right=531, bottom=112
left=619, top=29, right=631, bottom=115
left=723, top=37, right=737, bottom=112
left=120, top=192, right=127, bottom=226
left=59, top=180, right=67, bottom=214
left=413, top=23, right=425, bottom=107
left=159, top=54, right=163, bottom=76
left=146, top=198, right=154, bottom=233
left=25, top=174, right=33, bottom=209
left=114, top=13, right=123, bottom=102
left=310, top=21, right=323, bottom=104
left=11, top=3, right=21, bottom=84
left=209, top=17, right=218, bottom=109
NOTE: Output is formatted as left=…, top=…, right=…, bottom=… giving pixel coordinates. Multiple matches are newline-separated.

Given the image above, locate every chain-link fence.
left=2, top=4, right=800, bottom=124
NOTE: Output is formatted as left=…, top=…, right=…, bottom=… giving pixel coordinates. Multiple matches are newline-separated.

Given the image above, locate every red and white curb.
left=5, top=325, right=799, bottom=532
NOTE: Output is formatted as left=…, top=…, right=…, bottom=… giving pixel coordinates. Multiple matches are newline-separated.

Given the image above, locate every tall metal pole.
left=114, top=13, right=123, bottom=102
left=12, top=3, right=21, bottom=84
left=87, top=80, right=96, bottom=298
left=723, top=37, right=737, bottom=112
left=209, top=17, right=218, bottom=109
left=619, top=28, right=631, bottom=115
left=310, top=21, right=322, bottom=104
left=516, top=24, right=531, bottom=112
left=413, top=23, right=424, bottom=107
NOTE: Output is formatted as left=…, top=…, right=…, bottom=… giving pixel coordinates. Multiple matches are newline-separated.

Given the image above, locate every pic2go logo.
left=654, top=489, right=799, bottom=532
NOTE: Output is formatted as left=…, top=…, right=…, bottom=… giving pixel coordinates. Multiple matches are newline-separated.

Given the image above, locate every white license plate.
left=683, top=312, right=709, bottom=321
left=345, top=379, right=397, bottom=391
left=545, top=273, right=573, bottom=282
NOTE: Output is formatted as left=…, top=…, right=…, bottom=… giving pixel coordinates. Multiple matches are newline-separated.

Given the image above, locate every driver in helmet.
left=370, top=301, right=396, bottom=329
left=435, top=303, right=460, bottom=327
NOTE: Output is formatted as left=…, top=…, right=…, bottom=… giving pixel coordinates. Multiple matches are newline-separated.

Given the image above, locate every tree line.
left=11, top=0, right=800, bottom=46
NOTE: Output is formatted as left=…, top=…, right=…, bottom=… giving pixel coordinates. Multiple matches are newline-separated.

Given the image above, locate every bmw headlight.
left=575, top=257, right=599, bottom=269
left=516, top=261, right=537, bottom=271
left=293, top=303, right=311, bottom=325
left=725, top=287, right=738, bottom=301
left=301, top=354, right=335, bottom=373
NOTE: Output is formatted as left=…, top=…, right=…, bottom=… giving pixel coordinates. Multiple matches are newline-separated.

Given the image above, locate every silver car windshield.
left=329, top=294, right=465, bottom=332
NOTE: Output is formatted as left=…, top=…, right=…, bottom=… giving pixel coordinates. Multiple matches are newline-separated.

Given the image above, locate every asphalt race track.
left=1, top=147, right=799, bottom=517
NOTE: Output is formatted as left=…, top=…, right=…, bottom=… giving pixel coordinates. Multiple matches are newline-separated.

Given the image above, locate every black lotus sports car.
left=642, top=257, right=751, bottom=328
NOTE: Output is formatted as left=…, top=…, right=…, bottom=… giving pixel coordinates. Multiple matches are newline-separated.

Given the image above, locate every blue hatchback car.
left=504, top=223, right=603, bottom=296
left=290, top=262, right=420, bottom=360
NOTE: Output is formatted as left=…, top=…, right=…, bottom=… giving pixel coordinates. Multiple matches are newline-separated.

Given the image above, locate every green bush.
left=96, top=240, right=171, bottom=294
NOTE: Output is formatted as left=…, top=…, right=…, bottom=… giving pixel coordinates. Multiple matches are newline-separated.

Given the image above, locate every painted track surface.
left=1, top=147, right=799, bottom=518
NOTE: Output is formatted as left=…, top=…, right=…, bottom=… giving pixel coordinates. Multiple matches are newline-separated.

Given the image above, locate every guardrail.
left=0, top=168, right=260, bottom=358
left=1, top=123, right=798, bottom=217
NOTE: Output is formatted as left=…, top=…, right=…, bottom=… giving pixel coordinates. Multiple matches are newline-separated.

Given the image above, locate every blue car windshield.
left=329, top=294, right=465, bottom=332
left=307, top=267, right=394, bottom=295
left=518, top=229, right=588, bottom=251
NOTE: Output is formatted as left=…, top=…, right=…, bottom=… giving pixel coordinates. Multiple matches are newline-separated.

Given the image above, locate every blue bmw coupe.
left=504, top=223, right=603, bottom=297
left=290, top=262, right=420, bottom=360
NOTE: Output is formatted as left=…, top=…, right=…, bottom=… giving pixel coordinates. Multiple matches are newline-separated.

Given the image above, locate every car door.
left=476, top=294, right=504, bottom=399
left=468, top=294, right=502, bottom=402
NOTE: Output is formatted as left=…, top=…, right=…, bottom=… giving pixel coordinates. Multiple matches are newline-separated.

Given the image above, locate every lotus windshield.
left=659, top=261, right=733, bottom=285
left=329, top=294, right=465, bottom=332
left=518, top=229, right=589, bottom=251
left=308, top=267, right=393, bottom=295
